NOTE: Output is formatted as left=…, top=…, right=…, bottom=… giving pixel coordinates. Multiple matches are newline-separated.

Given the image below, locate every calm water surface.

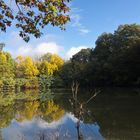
left=0, top=88, right=140, bottom=140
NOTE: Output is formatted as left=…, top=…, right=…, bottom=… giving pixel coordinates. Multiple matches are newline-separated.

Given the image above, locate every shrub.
left=23, top=78, right=39, bottom=89
left=1, top=78, right=15, bottom=91
left=15, top=78, right=26, bottom=91
left=39, top=75, right=54, bottom=90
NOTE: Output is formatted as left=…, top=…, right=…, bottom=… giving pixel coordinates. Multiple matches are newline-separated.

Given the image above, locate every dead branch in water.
left=86, top=89, right=100, bottom=104
left=70, top=81, right=100, bottom=140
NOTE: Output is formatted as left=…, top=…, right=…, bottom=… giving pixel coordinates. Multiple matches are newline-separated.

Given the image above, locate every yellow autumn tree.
left=0, top=53, right=6, bottom=62
left=15, top=56, right=39, bottom=78
left=0, top=52, right=15, bottom=78
left=38, top=53, right=64, bottom=76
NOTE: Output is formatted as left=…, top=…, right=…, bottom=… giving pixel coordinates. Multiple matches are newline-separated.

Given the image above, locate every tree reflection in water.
left=0, top=89, right=104, bottom=140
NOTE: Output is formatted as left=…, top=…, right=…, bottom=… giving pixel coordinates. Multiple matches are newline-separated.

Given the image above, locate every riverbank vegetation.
left=1, top=24, right=140, bottom=91
left=0, top=50, right=64, bottom=91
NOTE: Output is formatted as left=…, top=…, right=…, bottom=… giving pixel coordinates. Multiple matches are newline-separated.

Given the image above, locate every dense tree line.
left=0, top=49, right=64, bottom=91
left=1, top=24, right=140, bottom=90
left=58, top=24, right=140, bottom=87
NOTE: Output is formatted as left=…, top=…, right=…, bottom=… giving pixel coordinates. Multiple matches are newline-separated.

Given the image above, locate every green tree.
left=71, top=48, right=92, bottom=63
left=92, top=24, right=140, bottom=86
left=58, top=49, right=93, bottom=87
left=71, top=48, right=92, bottom=86
left=58, top=61, right=74, bottom=87
left=58, top=24, right=140, bottom=87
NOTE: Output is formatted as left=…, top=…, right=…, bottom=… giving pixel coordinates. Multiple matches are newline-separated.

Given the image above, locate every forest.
left=1, top=24, right=140, bottom=92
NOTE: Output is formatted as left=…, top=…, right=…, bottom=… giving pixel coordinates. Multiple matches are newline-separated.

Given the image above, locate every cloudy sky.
left=1, top=0, right=140, bottom=59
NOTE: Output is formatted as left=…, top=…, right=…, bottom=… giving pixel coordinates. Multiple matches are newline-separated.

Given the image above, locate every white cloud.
left=71, top=14, right=82, bottom=27
left=70, top=8, right=90, bottom=34
left=65, top=46, right=89, bottom=60
left=4, top=32, right=89, bottom=60
left=15, top=42, right=61, bottom=58
left=2, top=31, right=66, bottom=59
left=79, top=28, right=90, bottom=34
left=34, top=42, right=60, bottom=56
left=14, top=43, right=89, bottom=61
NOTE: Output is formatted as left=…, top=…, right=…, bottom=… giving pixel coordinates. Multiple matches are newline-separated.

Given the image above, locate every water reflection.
left=1, top=113, right=103, bottom=140
left=0, top=90, right=104, bottom=140
left=0, top=88, right=140, bottom=140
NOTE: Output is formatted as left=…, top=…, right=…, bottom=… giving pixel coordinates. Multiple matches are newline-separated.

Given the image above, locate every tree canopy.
left=0, top=0, right=71, bottom=42
left=58, top=24, right=140, bottom=87
left=15, top=56, right=39, bottom=78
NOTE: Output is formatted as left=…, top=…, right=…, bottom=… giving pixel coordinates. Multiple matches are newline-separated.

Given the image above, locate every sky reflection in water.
left=1, top=113, right=104, bottom=140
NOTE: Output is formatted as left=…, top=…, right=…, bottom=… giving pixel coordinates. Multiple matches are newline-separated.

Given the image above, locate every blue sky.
left=1, top=0, right=140, bottom=59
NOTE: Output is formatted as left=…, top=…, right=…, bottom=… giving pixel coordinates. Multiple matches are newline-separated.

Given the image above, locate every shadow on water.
left=0, top=87, right=140, bottom=140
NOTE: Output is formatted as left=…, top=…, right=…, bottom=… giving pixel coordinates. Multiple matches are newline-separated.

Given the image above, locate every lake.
left=0, top=88, right=140, bottom=140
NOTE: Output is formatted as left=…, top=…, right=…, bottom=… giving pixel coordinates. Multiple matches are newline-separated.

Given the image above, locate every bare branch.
left=86, top=90, right=100, bottom=104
